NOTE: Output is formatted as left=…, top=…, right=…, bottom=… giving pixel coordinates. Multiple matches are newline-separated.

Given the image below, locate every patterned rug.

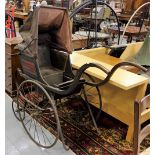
left=50, top=97, right=150, bottom=155
left=17, top=94, right=150, bottom=155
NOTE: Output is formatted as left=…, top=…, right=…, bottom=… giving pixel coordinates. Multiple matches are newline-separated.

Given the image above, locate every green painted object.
left=130, top=36, right=150, bottom=66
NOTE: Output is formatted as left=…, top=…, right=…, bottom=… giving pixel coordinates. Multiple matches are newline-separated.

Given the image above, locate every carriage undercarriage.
left=12, top=70, right=102, bottom=150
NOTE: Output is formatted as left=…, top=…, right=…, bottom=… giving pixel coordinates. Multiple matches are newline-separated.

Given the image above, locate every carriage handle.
left=18, top=62, right=147, bottom=96
left=42, top=61, right=147, bottom=95
left=74, top=61, right=148, bottom=87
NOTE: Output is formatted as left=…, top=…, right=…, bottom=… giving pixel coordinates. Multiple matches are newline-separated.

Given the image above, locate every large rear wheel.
left=12, top=69, right=24, bottom=121
left=17, top=80, right=59, bottom=148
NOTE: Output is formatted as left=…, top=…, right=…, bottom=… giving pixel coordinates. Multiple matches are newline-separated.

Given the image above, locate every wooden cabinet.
left=23, top=0, right=30, bottom=12
left=123, top=0, right=149, bottom=13
left=134, top=0, right=149, bottom=10
left=5, top=37, right=23, bottom=96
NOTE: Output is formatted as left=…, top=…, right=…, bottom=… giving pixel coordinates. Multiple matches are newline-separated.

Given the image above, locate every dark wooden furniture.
left=123, top=0, right=149, bottom=13
left=5, top=37, right=23, bottom=96
left=14, top=11, right=28, bottom=21
left=117, top=13, right=139, bottom=23
left=118, top=0, right=150, bottom=25
left=23, top=0, right=30, bottom=13
left=14, top=11, right=28, bottom=26
left=134, top=95, right=150, bottom=155
left=72, top=34, right=88, bottom=50
left=108, top=26, right=148, bottom=43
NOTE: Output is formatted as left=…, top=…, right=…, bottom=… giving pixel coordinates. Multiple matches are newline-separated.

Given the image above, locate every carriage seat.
left=40, top=66, right=64, bottom=85
left=38, top=45, right=68, bottom=86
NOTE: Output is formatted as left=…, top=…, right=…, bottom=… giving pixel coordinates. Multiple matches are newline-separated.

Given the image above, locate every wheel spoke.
left=28, top=118, right=33, bottom=132
left=17, top=80, right=59, bottom=148
left=40, top=125, right=47, bottom=145
left=34, top=120, right=41, bottom=144
left=24, top=118, right=32, bottom=126
left=33, top=119, right=36, bottom=140
left=39, top=119, right=52, bottom=145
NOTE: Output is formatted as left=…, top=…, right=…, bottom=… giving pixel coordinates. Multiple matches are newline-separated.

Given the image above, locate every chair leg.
left=83, top=90, right=101, bottom=135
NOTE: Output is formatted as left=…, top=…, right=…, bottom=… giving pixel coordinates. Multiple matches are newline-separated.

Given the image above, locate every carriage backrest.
left=37, top=32, right=68, bottom=71
left=38, top=45, right=52, bottom=67
left=50, top=49, right=68, bottom=71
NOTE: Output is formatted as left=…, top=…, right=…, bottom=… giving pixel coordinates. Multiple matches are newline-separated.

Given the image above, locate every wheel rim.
left=12, top=99, right=25, bottom=121
left=12, top=69, right=24, bottom=121
left=17, top=80, right=59, bottom=148
left=70, top=69, right=102, bottom=125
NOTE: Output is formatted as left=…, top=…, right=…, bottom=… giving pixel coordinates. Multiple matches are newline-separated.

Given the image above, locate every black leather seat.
left=38, top=44, right=68, bottom=86
left=40, top=66, right=63, bottom=85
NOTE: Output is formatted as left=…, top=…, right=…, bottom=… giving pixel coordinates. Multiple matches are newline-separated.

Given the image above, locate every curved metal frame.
left=72, top=69, right=102, bottom=124
left=12, top=69, right=25, bottom=121
left=17, top=79, right=69, bottom=150
left=70, top=0, right=121, bottom=45
left=78, top=61, right=148, bottom=87
left=12, top=99, right=25, bottom=121
left=18, top=61, right=147, bottom=97
left=82, top=72, right=102, bottom=122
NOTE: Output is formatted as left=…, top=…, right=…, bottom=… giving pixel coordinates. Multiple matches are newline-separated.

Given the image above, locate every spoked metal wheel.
left=12, top=69, right=24, bottom=121
left=17, top=80, right=60, bottom=148
left=70, top=69, right=102, bottom=127
left=12, top=98, right=25, bottom=121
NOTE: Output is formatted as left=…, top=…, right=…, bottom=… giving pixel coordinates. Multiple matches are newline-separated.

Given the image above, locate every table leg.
left=127, top=34, right=132, bottom=43
left=126, top=124, right=134, bottom=142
